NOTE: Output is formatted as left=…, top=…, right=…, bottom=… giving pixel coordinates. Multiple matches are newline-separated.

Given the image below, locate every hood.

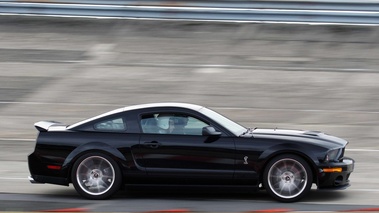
left=252, top=128, right=348, bottom=148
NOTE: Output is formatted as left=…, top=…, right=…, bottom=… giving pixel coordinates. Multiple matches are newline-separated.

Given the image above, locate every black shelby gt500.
left=28, top=103, right=354, bottom=202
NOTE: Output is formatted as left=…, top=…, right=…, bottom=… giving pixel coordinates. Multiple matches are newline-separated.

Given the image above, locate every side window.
left=94, top=117, right=126, bottom=131
left=140, top=114, right=159, bottom=134
left=140, top=113, right=208, bottom=135
left=185, top=117, right=209, bottom=135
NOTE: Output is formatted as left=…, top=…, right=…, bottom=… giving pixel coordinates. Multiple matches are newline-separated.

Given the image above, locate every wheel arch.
left=62, top=141, right=127, bottom=183
left=258, top=146, right=318, bottom=184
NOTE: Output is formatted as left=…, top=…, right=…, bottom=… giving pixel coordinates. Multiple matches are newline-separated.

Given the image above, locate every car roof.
left=68, top=103, right=204, bottom=129
left=122, top=102, right=204, bottom=112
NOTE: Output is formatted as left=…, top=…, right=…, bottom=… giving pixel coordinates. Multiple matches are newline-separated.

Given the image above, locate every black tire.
left=263, top=154, right=312, bottom=202
left=71, top=152, right=122, bottom=199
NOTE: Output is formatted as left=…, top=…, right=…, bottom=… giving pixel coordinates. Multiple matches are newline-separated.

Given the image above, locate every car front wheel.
left=71, top=152, right=122, bottom=199
left=263, top=154, right=312, bottom=202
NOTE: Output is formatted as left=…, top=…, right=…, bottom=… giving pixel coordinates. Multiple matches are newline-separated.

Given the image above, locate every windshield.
left=198, top=107, right=247, bottom=136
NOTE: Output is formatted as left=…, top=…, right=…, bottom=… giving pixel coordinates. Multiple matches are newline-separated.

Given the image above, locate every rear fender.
left=61, top=142, right=127, bottom=179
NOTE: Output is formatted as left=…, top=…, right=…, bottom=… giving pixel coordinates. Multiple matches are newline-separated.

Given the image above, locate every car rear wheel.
left=71, top=152, right=122, bottom=199
left=263, top=154, right=312, bottom=202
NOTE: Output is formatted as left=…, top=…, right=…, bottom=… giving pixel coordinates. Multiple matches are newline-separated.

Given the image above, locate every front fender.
left=258, top=143, right=319, bottom=172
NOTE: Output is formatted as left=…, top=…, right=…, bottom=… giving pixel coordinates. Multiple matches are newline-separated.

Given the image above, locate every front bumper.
left=317, top=157, right=354, bottom=189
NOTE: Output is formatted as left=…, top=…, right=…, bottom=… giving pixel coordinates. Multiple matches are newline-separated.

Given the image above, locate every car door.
left=137, top=112, right=236, bottom=184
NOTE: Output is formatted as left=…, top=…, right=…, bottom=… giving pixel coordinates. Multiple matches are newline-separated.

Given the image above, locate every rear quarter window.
left=94, top=118, right=126, bottom=131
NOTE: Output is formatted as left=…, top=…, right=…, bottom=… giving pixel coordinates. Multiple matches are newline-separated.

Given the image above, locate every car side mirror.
left=202, top=126, right=222, bottom=137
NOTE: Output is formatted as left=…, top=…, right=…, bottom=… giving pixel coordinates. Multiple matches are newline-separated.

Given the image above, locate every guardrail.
left=1, top=0, right=379, bottom=25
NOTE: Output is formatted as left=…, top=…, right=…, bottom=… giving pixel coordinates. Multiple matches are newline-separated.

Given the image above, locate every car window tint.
left=140, top=114, right=159, bottom=134
left=183, top=116, right=208, bottom=135
left=94, top=118, right=126, bottom=131
left=140, top=113, right=208, bottom=135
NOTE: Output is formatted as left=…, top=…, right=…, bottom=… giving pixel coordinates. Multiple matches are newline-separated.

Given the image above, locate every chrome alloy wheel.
left=76, top=156, right=115, bottom=196
left=267, top=158, right=308, bottom=199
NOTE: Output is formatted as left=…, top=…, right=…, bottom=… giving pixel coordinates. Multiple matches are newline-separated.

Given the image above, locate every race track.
left=1, top=16, right=379, bottom=212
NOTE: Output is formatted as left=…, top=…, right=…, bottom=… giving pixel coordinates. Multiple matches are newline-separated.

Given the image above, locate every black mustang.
left=28, top=103, right=354, bottom=202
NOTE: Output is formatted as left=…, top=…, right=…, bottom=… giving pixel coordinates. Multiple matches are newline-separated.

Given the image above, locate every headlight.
left=324, top=149, right=342, bottom=162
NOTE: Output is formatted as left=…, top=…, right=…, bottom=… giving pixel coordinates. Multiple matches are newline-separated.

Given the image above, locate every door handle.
left=143, top=141, right=161, bottom=149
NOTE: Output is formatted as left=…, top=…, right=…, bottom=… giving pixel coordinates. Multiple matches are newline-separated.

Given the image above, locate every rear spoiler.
left=34, top=121, right=63, bottom=132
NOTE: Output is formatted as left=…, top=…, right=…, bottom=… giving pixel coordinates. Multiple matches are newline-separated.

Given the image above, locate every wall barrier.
left=1, top=0, right=379, bottom=24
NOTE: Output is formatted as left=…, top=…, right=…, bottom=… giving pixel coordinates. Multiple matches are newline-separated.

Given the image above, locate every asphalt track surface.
left=1, top=16, right=379, bottom=212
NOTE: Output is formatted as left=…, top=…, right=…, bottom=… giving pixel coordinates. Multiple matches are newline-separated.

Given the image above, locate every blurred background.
left=1, top=0, right=379, bottom=211
left=1, top=17, right=378, bottom=146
